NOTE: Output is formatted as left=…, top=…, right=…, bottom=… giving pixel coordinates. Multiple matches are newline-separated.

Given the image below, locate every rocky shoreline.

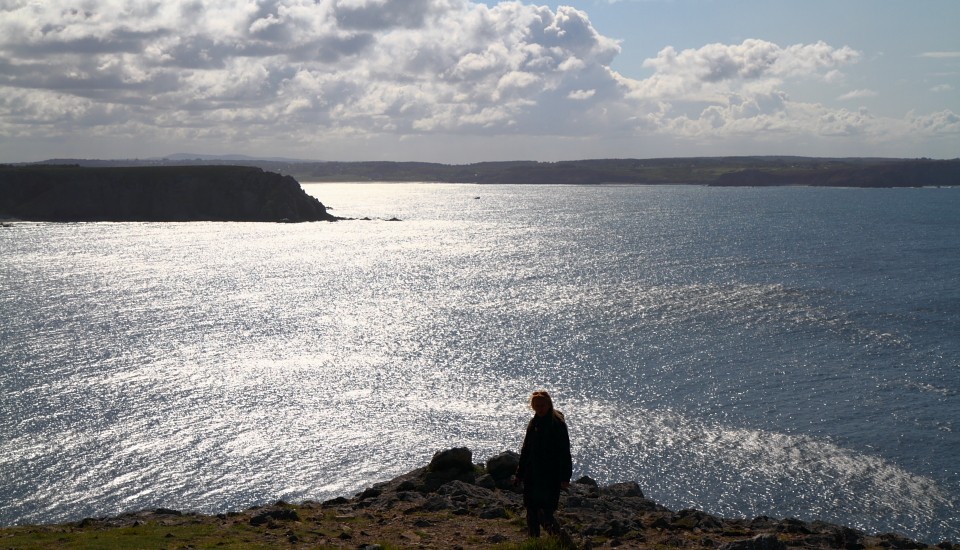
left=3, top=447, right=952, bottom=549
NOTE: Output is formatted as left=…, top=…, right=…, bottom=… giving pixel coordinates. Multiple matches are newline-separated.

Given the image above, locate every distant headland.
left=0, top=165, right=338, bottom=223
left=14, top=155, right=960, bottom=187
left=3, top=158, right=957, bottom=223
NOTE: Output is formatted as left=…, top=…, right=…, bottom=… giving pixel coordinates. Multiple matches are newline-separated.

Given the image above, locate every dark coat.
left=517, top=411, right=572, bottom=508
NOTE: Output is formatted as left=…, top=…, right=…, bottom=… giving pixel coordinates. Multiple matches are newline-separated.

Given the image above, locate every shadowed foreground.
left=0, top=448, right=952, bottom=549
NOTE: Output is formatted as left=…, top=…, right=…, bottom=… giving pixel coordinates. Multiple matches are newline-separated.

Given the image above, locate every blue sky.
left=1, top=0, right=957, bottom=163
left=542, top=0, right=959, bottom=118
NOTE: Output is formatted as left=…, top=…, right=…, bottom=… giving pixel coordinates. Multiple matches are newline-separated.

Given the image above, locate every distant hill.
left=16, top=156, right=960, bottom=187
left=160, top=153, right=319, bottom=163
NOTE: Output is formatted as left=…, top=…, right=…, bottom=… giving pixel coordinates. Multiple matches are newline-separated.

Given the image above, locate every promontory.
left=0, top=165, right=338, bottom=222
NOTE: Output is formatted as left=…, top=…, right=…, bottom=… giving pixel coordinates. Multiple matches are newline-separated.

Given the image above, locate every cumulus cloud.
left=911, top=110, right=960, bottom=134
left=0, top=0, right=953, bottom=161
left=630, top=39, right=860, bottom=100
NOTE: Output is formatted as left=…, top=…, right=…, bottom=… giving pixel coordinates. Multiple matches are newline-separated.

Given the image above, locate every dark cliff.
left=0, top=165, right=338, bottom=222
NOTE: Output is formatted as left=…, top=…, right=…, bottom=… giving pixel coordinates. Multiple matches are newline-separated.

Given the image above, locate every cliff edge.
left=0, top=165, right=338, bottom=222
left=0, top=447, right=951, bottom=549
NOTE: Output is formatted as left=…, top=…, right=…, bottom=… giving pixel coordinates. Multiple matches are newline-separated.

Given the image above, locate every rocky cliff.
left=0, top=165, right=338, bottom=222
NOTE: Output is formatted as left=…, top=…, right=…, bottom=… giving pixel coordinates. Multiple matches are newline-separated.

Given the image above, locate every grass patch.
left=0, top=521, right=260, bottom=549
left=494, top=535, right=568, bottom=550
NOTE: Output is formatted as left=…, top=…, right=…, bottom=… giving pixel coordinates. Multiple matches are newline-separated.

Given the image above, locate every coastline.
left=2, top=447, right=952, bottom=549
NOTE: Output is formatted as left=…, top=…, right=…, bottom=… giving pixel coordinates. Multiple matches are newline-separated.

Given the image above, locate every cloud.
left=930, top=84, right=954, bottom=93
left=333, top=0, right=438, bottom=30
left=918, top=51, right=960, bottom=59
left=837, top=89, right=878, bottom=101
left=911, top=110, right=960, bottom=135
left=0, top=0, right=953, bottom=161
left=630, top=39, right=860, bottom=100
left=568, top=89, right=596, bottom=100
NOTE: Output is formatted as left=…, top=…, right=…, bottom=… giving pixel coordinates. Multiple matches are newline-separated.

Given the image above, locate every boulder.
left=428, top=448, right=473, bottom=473
left=249, top=509, right=300, bottom=526
left=412, top=448, right=476, bottom=492
left=575, top=475, right=598, bottom=487
left=484, top=451, right=519, bottom=480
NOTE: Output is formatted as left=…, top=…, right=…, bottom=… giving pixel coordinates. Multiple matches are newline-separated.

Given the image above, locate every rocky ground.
left=2, top=447, right=954, bottom=549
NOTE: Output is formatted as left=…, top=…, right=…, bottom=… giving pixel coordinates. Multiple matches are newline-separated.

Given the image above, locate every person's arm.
left=558, top=420, right=572, bottom=488
left=515, top=420, right=533, bottom=483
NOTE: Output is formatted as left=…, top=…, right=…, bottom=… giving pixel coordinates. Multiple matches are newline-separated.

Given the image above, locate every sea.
left=1, top=183, right=958, bottom=543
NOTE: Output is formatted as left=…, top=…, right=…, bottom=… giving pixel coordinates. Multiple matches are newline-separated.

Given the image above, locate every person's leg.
left=526, top=505, right=541, bottom=537
left=540, top=507, right=559, bottom=535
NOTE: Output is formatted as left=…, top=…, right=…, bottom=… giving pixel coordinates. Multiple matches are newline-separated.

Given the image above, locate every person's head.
left=530, top=390, right=554, bottom=418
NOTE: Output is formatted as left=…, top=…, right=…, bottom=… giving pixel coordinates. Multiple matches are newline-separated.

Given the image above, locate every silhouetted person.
left=514, top=390, right=572, bottom=538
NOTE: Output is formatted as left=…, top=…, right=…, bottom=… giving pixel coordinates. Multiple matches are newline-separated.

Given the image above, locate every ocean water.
left=1, top=183, right=958, bottom=543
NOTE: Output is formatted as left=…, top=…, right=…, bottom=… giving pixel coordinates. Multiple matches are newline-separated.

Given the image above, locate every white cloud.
left=0, top=0, right=953, bottom=161
left=918, top=51, right=960, bottom=59
left=911, top=110, right=960, bottom=135
left=930, top=84, right=954, bottom=93
left=568, top=89, right=596, bottom=100
left=631, top=39, right=859, bottom=101
left=837, top=89, right=879, bottom=101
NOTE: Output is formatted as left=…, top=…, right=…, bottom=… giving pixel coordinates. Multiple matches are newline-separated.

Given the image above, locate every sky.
left=1, top=0, right=958, bottom=163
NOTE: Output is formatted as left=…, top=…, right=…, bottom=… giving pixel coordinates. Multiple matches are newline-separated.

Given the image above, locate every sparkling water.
left=1, top=183, right=958, bottom=543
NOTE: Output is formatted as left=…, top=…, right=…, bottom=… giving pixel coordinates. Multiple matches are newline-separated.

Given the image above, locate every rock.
left=437, top=480, right=496, bottom=502
left=576, top=475, right=599, bottom=486
left=792, top=522, right=865, bottom=549
left=880, top=532, right=929, bottom=549
left=584, top=518, right=636, bottom=538
left=429, top=447, right=473, bottom=473
left=357, top=487, right=382, bottom=500
left=720, top=534, right=787, bottom=550
left=776, top=517, right=811, bottom=534
left=750, top=516, right=777, bottom=530
left=662, top=509, right=724, bottom=531
left=475, top=473, right=497, bottom=490
left=249, top=509, right=300, bottom=526
left=603, top=481, right=644, bottom=498
left=484, top=451, right=519, bottom=480
left=419, top=495, right=452, bottom=512
left=479, top=505, right=509, bottom=519
left=418, top=448, right=477, bottom=491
